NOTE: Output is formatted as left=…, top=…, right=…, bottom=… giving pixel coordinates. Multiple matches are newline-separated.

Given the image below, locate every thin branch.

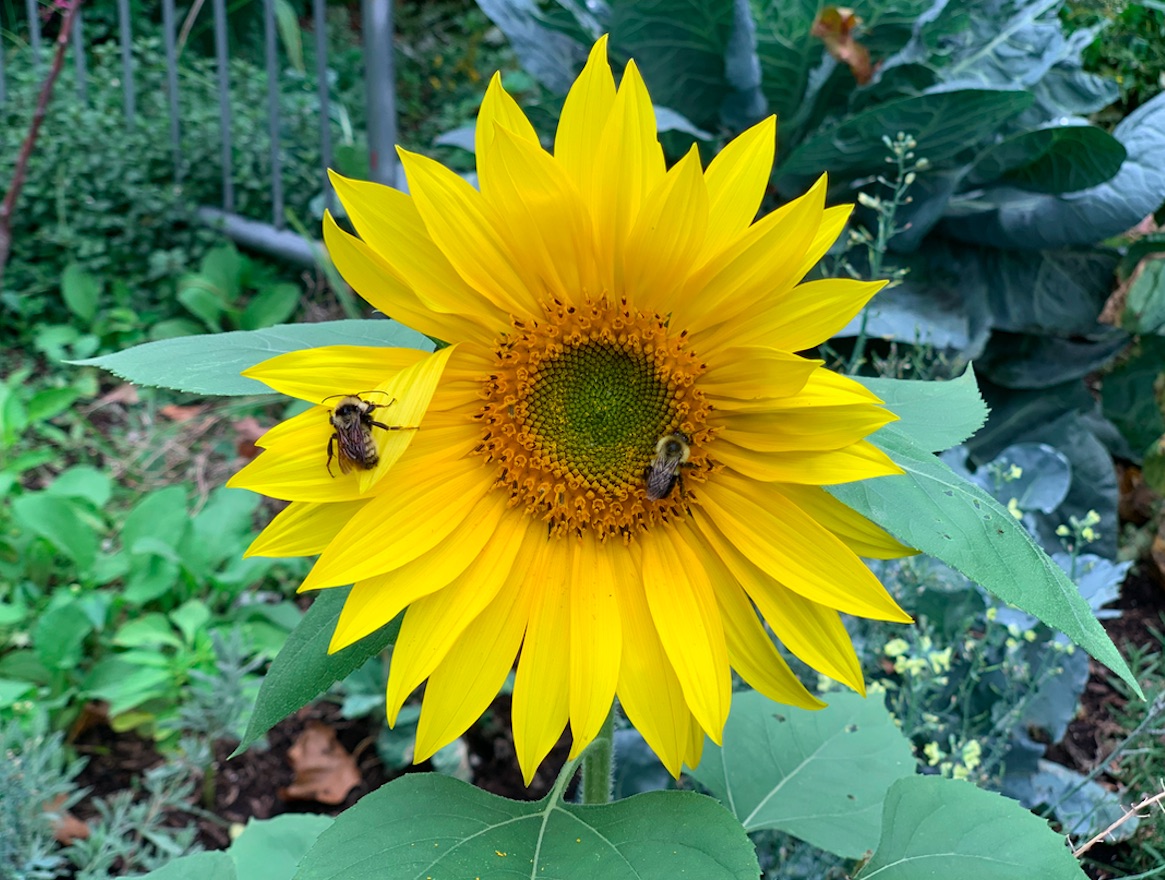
left=1073, top=786, right=1165, bottom=858
left=0, top=0, right=84, bottom=287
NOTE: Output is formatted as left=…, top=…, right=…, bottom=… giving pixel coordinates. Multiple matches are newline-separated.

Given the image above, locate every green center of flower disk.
left=476, top=298, right=714, bottom=540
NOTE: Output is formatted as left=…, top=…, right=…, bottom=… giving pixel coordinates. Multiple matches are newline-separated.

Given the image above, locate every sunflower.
left=229, top=36, right=914, bottom=783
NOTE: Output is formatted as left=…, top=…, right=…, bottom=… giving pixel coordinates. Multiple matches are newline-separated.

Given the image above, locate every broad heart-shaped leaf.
left=776, top=89, right=1032, bottom=186
left=966, top=126, right=1126, bottom=194
left=976, top=328, right=1130, bottom=390
left=941, top=90, right=1165, bottom=250
left=855, top=368, right=987, bottom=453
left=235, top=587, right=401, bottom=754
left=475, top=0, right=588, bottom=94
left=294, top=774, right=758, bottom=880
left=610, top=0, right=737, bottom=131
left=138, top=852, right=236, bottom=880
left=753, top=0, right=821, bottom=131
left=856, top=775, right=1087, bottom=879
left=229, top=815, right=334, bottom=880
left=688, top=691, right=915, bottom=859
left=73, top=319, right=435, bottom=396
left=827, top=426, right=1140, bottom=696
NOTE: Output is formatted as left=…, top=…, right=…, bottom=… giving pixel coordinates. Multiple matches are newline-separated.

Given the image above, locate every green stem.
left=580, top=710, right=615, bottom=805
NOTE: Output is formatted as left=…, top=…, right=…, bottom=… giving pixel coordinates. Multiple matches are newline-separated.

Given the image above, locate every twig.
left=1073, top=786, right=1165, bottom=858
left=0, top=0, right=84, bottom=286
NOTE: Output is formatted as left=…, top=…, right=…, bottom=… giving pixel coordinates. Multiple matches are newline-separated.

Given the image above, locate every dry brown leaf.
left=280, top=721, right=361, bottom=805
left=812, top=7, right=873, bottom=85
left=46, top=794, right=89, bottom=844
left=232, top=416, right=267, bottom=461
left=159, top=404, right=206, bottom=422
left=93, top=384, right=139, bottom=407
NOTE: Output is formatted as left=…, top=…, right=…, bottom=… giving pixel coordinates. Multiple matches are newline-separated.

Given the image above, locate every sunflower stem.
left=579, top=710, right=615, bottom=804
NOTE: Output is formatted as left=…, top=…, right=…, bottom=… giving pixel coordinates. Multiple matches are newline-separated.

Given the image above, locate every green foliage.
left=77, top=318, right=436, bottom=396
left=856, top=775, right=1087, bottom=879
left=1065, top=0, right=1165, bottom=113
left=690, top=691, right=915, bottom=858
left=169, top=244, right=301, bottom=336
left=294, top=774, right=761, bottom=880
left=0, top=35, right=326, bottom=345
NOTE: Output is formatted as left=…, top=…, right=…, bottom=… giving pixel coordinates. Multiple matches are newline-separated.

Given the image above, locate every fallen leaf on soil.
left=46, top=794, right=89, bottom=844
left=280, top=721, right=361, bottom=805
left=67, top=700, right=110, bottom=741
left=93, top=384, right=139, bottom=407
left=160, top=404, right=206, bottom=422
left=812, top=7, right=873, bottom=84
left=233, top=416, right=267, bottom=460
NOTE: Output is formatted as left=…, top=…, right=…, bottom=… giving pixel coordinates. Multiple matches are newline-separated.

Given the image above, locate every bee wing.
left=645, top=465, right=677, bottom=500
left=336, top=427, right=371, bottom=471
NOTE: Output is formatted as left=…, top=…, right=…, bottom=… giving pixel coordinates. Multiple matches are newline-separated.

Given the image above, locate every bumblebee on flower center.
left=474, top=295, right=715, bottom=539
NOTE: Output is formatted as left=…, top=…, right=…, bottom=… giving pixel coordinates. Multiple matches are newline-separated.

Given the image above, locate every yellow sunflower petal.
left=242, top=345, right=427, bottom=404
left=478, top=125, right=599, bottom=301
left=591, top=59, right=666, bottom=293
left=717, top=402, right=897, bottom=453
left=413, top=533, right=541, bottom=762
left=300, top=454, right=492, bottom=592
left=674, top=175, right=826, bottom=335
left=328, top=173, right=508, bottom=337
left=744, top=278, right=885, bottom=352
left=398, top=147, right=539, bottom=317
left=696, top=515, right=866, bottom=692
left=700, top=115, right=776, bottom=261
left=327, top=487, right=513, bottom=653
left=700, top=347, right=820, bottom=401
left=384, top=500, right=525, bottom=720
left=683, top=715, right=706, bottom=771
left=567, top=534, right=621, bottom=758
left=227, top=408, right=366, bottom=502
left=623, top=145, right=708, bottom=311
left=714, top=438, right=903, bottom=485
left=244, top=499, right=369, bottom=558
left=475, top=71, right=539, bottom=160
left=777, top=483, right=916, bottom=559
left=555, top=34, right=616, bottom=210
left=512, top=540, right=571, bottom=785
left=698, top=472, right=911, bottom=622
left=614, top=542, right=692, bottom=777
left=641, top=525, right=731, bottom=743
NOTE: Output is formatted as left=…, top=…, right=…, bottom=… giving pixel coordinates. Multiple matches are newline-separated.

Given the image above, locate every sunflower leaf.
left=855, top=367, right=988, bottom=452
left=292, top=774, right=759, bottom=880
left=234, top=587, right=401, bottom=755
left=855, top=775, right=1087, bottom=879
left=73, top=320, right=435, bottom=396
left=827, top=428, right=1141, bottom=697
left=688, top=691, right=915, bottom=859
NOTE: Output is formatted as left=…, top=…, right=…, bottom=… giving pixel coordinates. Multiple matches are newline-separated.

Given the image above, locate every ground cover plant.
left=3, top=0, right=1165, bottom=878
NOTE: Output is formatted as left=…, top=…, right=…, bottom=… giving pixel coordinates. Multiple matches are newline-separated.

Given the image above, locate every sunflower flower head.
left=230, top=36, right=915, bottom=784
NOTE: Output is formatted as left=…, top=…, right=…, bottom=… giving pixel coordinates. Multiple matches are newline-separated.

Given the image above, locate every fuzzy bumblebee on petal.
left=236, top=34, right=916, bottom=785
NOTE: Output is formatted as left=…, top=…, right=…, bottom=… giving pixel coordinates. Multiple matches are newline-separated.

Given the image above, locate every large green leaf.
left=977, top=247, right=1118, bottom=335
left=753, top=0, right=822, bottom=129
left=476, top=0, right=589, bottom=94
left=689, top=691, right=914, bottom=859
left=293, top=774, right=759, bottom=880
left=1122, top=253, right=1165, bottom=335
left=609, top=0, right=736, bottom=130
left=1102, top=336, right=1165, bottom=456
left=777, top=89, right=1032, bottom=184
left=235, top=586, right=401, bottom=754
left=968, top=126, right=1126, bottom=194
left=138, top=852, right=236, bottom=880
left=856, top=368, right=988, bottom=453
left=827, top=426, right=1139, bottom=695
left=942, top=91, right=1165, bottom=249
left=856, top=776, right=1086, bottom=879
left=12, top=494, right=97, bottom=572
left=74, top=320, right=435, bottom=396
left=976, top=329, right=1129, bottom=390
left=229, top=816, right=334, bottom=880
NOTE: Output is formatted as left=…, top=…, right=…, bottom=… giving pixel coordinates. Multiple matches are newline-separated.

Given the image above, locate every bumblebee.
left=644, top=432, right=692, bottom=501
left=324, top=392, right=415, bottom=476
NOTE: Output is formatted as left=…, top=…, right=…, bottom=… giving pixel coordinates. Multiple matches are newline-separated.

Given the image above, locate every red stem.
left=0, top=0, right=84, bottom=287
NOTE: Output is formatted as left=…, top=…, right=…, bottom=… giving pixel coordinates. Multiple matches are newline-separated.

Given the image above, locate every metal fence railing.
left=2, top=0, right=399, bottom=266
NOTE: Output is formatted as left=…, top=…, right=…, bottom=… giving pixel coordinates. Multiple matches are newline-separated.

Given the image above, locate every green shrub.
left=0, top=34, right=329, bottom=339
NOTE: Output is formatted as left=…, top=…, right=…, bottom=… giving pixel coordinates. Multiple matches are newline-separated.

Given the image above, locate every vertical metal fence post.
left=263, top=0, right=284, bottom=229
left=213, top=0, right=235, bottom=213
left=117, top=0, right=135, bottom=124
left=362, top=0, right=397, bottom=188
left=312, top=0, right=333, bottom=212
left=161, top=0, right=182, bottom=179
left=71, top=7, right=87, bottom=103
left=25, top=0, right=41, bottom=66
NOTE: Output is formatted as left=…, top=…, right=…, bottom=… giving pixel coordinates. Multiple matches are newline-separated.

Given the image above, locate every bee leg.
left=326, top=434, right=337, bottom=477
left=369, top=420, right=418, bottom=432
